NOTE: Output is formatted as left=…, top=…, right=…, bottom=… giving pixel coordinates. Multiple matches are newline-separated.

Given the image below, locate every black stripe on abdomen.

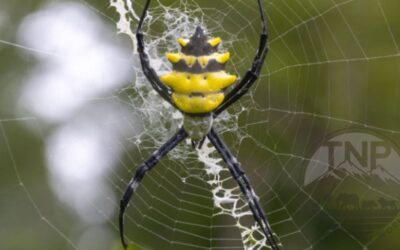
left=173, top=59, right=226, bottom=74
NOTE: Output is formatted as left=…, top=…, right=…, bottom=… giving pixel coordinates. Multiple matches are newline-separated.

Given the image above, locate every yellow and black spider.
left=119, top=0, right=280, bottom=249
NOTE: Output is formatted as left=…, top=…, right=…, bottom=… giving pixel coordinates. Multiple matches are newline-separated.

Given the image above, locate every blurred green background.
left=1, top=0, right=400, bottom=249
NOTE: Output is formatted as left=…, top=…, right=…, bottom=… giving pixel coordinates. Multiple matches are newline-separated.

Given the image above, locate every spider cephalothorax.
left=161, top=26, right=237, bottom=114
left=119, top=1, right=280, bottom=249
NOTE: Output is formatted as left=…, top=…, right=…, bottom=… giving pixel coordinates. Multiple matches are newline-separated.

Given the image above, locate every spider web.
left=111, top=0, right=280, bottom=249
left=109, top=0, right=400, bottom=249
left=2, top=0, right=400, bottom=249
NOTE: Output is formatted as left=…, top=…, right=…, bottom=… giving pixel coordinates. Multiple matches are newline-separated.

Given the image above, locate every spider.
left=119, top=0, right=280, bottom=249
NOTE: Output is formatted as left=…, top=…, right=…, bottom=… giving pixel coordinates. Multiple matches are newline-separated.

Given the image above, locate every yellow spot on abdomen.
left=160, top=71, right=236, bottom=113
left=208, top=37, right=221, bottom=47
left=165, top=52, right=230, bottom=67
left=177, top=38, right=189, bottom=47
left=166, top=53, right=181, bottom=63
left=172, top=93, right=225, bottom=113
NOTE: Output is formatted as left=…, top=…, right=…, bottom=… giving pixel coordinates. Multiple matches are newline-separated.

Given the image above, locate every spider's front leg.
left=136, top=0, right=176, bottom=107
left=207, top=127, right=280, bottom=250
left=119, top=127, right=188, bottom=249
left=213, top=0, right=269, bottom=117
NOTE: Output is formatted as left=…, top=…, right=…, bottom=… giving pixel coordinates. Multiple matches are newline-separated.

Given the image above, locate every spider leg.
left=119, top=127, right=188, bottom=249
left=136, top=0, right=175, bottom=107
left=207, top=127, right=280, bottom=250
left=214, top=0, right=269, bottom=117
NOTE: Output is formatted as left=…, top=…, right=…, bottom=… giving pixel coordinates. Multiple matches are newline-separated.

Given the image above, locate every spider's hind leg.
left=119, top=127, right=188, bottom=249
left=207, top=127, right=280, bottom=250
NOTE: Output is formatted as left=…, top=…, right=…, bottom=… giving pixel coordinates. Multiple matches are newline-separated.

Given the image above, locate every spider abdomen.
left=160, top=26, right=237, bottom=114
